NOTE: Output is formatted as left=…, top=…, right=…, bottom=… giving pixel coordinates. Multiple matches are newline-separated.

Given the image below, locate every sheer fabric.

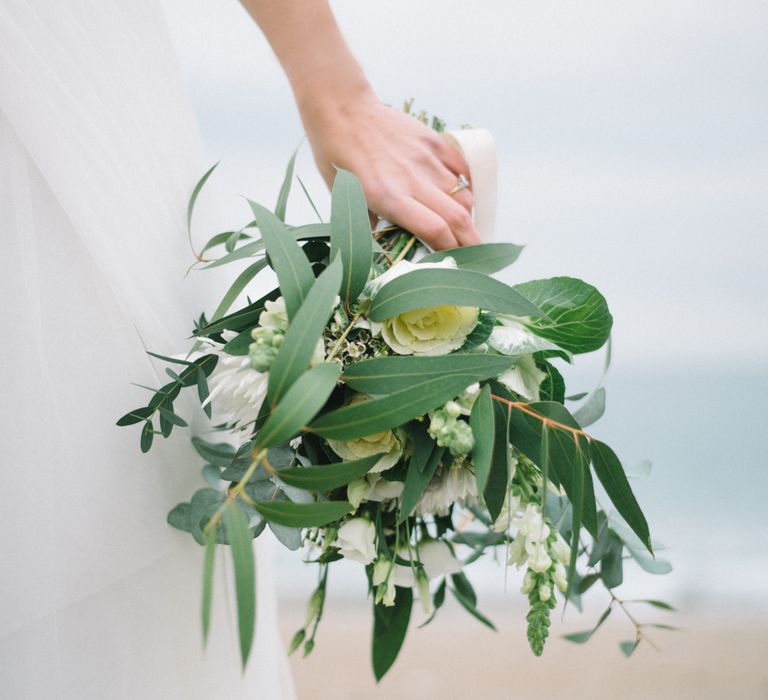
left=0, top=1, right=294, bottom=697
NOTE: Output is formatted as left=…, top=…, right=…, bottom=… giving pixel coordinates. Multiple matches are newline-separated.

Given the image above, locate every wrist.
left=292, top=61, right=376, bottom=124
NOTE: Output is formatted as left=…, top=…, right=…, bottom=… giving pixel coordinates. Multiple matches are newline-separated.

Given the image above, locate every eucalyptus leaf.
left=398, top=446, right=445, bottom=523
left=267, top=522, right=302, bottom=550
left=572, top=387, right=606, bottom=427
left=563, top=606, right=612, bottom=644
left=330, top=169, right=372, bottom=304
left=201, top=525, right=216, bottom=645
left=257, top=363, right=341, bottom=448
left=470, top=385, right=495, bottom=493
left=267, top=256, right=342, bottom=404
left=372, top=587, right=413, bottom=681
left=311, top=373, right=501, bottom=442
left=251, top=500, right=353, bottom=528
left=484, top=402, right=510, bottom=522
left=275, top=146, right=298, bottom=221
left=247, top=201, right=315, bottom=319
left=276, top=455, right=380, bottom=491
left=418, top=242, right=524, bottom=274
left=590, top=439, right=651, bottom=553
left=369, top=268, right=547, bottom=321
left=342, top=354, right=517, bottom=395
left=223, top=505, right=256, bottom=669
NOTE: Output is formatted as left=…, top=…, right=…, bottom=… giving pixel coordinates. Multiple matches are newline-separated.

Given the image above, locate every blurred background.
left=162, top=1, right=768, bottom=697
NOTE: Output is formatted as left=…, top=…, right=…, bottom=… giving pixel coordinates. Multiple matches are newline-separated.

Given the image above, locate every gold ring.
left=448, top=173, right=470, bottom=196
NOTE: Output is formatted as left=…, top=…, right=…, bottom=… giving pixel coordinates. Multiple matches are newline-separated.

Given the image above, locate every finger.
left=432, top=135, right=472, bottom=179
left=379, top=196, right=458, bottom=250
left=414, top=185, right=482, bottom=247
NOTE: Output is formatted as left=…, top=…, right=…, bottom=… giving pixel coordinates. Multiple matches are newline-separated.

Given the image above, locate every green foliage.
left=275, top=146, right=298, bottom=221
left=484, top=401, right=511, bottom=522
left=342, top=353, right=516, bottom=395
left=276, top=455, right=381, bottom=491
left=223, top=505, right=256, bottom=669
left=251, top=501, right=353, bottom=528
left=368, top=268, right=547, bottom=321
left=419, top=242, right=524, bottom=273
left=527, top=595, right=556, bottom=656
left=513, top=277, right=613, bottom=354
left=563, top=606, right=612, bottom=644
left=330, top=169, right=373, bottom=304
left=470, top=385, right=495, bottom=493
left=398, top=445, right=446, bottom=523
left=267, top=256, right=343, bottom=404
left=257, top=363, right=341, bottom=448
left=372, top=587, right=413, bottom=681
left=247, top=200, right=315, bottom=319
left=201, top=525, right=217, bottom=645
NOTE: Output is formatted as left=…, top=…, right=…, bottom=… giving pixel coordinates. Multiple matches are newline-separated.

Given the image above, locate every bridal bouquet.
left=119, top=131, right=672, bottom=678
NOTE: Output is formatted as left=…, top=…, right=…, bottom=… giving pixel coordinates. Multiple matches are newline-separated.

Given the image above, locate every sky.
left=163, top=0, right=768, bottom=373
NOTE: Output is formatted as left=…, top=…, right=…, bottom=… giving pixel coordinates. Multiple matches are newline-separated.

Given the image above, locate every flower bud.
left=304, top=588, right=324, bottom=628
left=538, top=583, right=552, bottom=603
left=521, top=570, right=536, bottom=594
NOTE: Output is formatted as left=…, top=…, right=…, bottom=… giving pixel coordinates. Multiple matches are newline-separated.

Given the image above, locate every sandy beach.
left=280, top=601, right=768, bottom=700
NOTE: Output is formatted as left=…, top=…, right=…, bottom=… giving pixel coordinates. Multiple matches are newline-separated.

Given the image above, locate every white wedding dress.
left=0, top=1, right=295, bottom=697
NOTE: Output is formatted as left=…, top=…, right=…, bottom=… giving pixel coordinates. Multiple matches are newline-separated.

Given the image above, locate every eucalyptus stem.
left=391, top=234, right=416, bottom=265
left=326, top=307, right=366, bottom=362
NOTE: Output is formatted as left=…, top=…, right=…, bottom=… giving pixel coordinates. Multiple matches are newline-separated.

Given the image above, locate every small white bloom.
left=498, top=354, right=547, bottom=401
left=513, top=503, right=550, bottom=543
left=553, top=562, right=568, bottom=592
left=414, top=459, right=478, bottom=516
left=526, top=540, right=553, bottom=573
left=538, top=582, right=552, bottom=602
left=259, top=298, right=289, bottom=331
left=492, top=490, right=523, bottom=533
left=521, top=570, right=536, bottom=594
left=551, top=532, right=572, bottom=566
left=507, top=536, right=528, bottom=568
left=334, top=518, right=376, bottom=564
left=372, top=558, right=396, bottom=606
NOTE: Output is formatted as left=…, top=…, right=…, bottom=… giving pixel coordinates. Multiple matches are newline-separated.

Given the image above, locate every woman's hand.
left=300, top=88, right=482, bottom=250
left=240, top=1, right=481, bottom=250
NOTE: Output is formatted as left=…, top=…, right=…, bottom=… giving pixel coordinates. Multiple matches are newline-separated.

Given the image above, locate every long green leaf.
left=342, top=354, right=516, bottom=395
left=256, top=363, right=341, bottom=448
left=251, top=500, right=353, bottom=527
left=267, top=256, right=342, bottom=404
left=506, top=400, right=598, bottom=536
left=398, top=446, right=445, bottom=523
left=484, top=402, right=510, bottom=521
left=201, top=524, right=216, bottom=645
left=275, top=146, right=299, bottom=221
left=565, top=442, right=585, bottom=604
left=330, top=169, right=372, bottom=304
left=247, top=201, right=315, bottom=319
left=369, top=268, right=546, bottom=321
left=222, top=505, right=256, bottom=669
left=187, top=162, right=218, bottom=248
left=563, top=606, right=612, bottom=644
left=372, top=586, right=413, bottom=681
left=311, top=373, right=498, bottom=442
left=590, top=439, right=652, bottom=553
left=208, top=258, right=269, bottom=324
left=470, top=385, right=495, bottom=493
left=419, top=242, right=524, bottom=273
left=276, top=455, right=380, bottom=491
left=450, top=586, right=497, bottom=631
left=513, top=277, right=613, bottom=354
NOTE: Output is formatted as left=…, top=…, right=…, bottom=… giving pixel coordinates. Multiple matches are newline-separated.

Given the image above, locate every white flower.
left=259, top=298, right=289, bottom=330
left=507, top=536, right=528, bottom=568
left=372, top=558, right=396, bottom=606
left=206, top=344, right=269, bottom=430
left=334, top=518, right=376, bottom=564
left=538, top=582, right=552, bottom=602
left=526, top=540, right=553, bottom=573
left=551, top=532, right=571, bottom=566
left=367, top=258, right=479, bottom=356
left=488, top=317, right=566, bottom=357
left=553, top=562, right=568, bottom=592
left=521, top=570, right=536, bottom=594
left=391, top=540, right=463, bottom=587
left=498, top=355, right=547, bottom=401
left=347, top=474, right=405, bottom=509
left=492, top=491, right=523, bottom=533
left=414, top=459, right=478, bottom=516
left=257, top=297, right=325, bottom=365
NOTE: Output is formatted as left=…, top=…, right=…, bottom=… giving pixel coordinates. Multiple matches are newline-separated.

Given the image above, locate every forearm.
left=240, top=0, right=373, bottom=111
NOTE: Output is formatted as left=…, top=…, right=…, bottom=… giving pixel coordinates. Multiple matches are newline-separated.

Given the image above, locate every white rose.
left=334, top=518, right=376, bottom=565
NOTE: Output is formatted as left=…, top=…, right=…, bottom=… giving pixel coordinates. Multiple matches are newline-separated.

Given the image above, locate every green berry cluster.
left=248, top=326, right=284, bottom=371
left=428, top=401, right=475, bottom=456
